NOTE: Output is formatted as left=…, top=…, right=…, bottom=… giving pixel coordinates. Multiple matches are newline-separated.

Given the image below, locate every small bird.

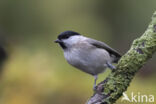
left=55, top=31, right=121, bottom=89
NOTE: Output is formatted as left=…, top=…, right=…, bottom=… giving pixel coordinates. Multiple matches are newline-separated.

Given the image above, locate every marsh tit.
left=55, top=31, right=121, bottom=89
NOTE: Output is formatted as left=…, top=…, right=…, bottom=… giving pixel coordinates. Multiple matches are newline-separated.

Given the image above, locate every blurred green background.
left=0, top=0, right=156, bottom=104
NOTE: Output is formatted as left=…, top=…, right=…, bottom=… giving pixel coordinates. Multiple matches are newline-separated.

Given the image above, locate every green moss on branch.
left=87, top=11, right=156, bottom=104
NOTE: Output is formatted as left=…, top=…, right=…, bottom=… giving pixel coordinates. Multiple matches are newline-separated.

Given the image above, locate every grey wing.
left=86, top=38, right=121, bottom=62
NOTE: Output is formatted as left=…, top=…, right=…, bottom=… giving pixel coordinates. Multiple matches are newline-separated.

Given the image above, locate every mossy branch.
left=87, top=11, right=156, bottom=104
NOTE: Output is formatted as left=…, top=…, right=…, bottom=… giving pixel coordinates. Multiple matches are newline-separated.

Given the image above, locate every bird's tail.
left=111, top=54, right=122, bottom=63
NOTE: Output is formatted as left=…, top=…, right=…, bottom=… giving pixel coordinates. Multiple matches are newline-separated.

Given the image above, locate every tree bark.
left=87, top=11, right=156, bottom=104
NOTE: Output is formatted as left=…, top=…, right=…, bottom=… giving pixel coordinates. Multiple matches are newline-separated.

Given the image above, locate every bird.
left=54, top=30, right=121, bottom=89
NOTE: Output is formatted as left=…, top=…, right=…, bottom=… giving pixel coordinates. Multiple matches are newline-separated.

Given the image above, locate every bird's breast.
left=64, top=46, right=110, bottom=75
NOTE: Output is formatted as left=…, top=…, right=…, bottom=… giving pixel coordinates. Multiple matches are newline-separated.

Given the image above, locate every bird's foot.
left=93, top=75, right=98, bottom=91
left=93, top=84, right=97, bottom=91
left=106, top=62, right=116, bottom=70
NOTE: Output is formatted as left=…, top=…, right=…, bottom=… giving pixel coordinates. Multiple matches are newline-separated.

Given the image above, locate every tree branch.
left=87, top=11, right=156, bottom=104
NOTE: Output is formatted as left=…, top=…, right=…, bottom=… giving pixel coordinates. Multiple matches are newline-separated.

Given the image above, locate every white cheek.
left=63, top=36, right=82, bottom=47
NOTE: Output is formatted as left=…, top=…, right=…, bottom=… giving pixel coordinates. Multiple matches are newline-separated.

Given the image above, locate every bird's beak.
left=54, top=39, right=62, bottom=43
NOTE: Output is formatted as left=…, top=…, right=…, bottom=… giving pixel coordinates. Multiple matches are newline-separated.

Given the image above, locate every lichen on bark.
left=87, top=11, right=156, bottom=104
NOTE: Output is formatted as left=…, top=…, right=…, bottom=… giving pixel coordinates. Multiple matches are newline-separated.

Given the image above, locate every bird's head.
left=55, top=31, right=81, bottom=49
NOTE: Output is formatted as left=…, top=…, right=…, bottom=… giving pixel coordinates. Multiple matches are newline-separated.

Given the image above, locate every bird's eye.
left=63, top=35, right=69, bottom=39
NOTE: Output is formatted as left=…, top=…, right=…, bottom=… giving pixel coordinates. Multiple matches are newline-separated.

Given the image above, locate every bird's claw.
left=106, top=62, right=116, bottom=70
